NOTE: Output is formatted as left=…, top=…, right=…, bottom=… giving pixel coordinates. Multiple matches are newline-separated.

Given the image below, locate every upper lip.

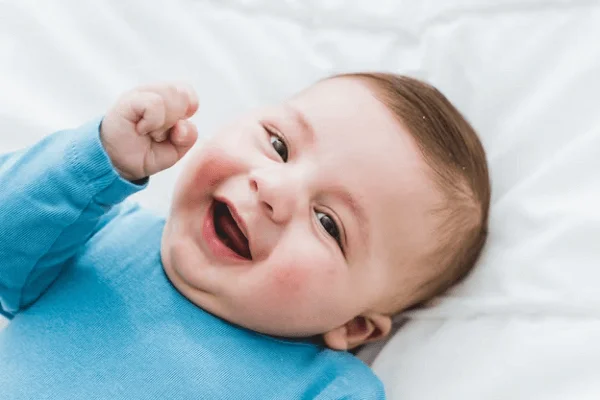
left=213, top=195, right=252, bottom=256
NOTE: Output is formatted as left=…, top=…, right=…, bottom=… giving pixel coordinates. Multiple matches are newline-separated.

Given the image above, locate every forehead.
left=287, top=78, right=440, bottom=267
left=288, top=78, right=423, bottom=169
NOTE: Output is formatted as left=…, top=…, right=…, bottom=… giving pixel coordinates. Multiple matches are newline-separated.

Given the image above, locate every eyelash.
left=263, top=124, right=345, bottom=254
left=315, top=210, right=344, bottom=252
left=264, top=125, right=289, bottom=162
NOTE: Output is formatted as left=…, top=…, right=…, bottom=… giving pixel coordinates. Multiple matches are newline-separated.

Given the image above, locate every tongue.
left=217, top=212, right=251, bottom=259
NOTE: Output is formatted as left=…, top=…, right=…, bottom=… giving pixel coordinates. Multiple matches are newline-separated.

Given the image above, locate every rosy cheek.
left=269, top=264, right=309, bottom=299
left=194, top=145, right=245, bottom=189
left=266, top=256, right=338, bottom=304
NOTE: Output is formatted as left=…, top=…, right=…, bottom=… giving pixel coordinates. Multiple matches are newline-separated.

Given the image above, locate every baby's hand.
left=100, top=83, right=199, bottom=181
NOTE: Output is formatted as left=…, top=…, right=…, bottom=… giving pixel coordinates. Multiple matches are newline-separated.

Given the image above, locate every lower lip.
left=202, top=200, right=250, bottom=263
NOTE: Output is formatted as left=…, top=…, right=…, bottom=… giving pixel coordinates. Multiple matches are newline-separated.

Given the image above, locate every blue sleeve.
left=314, top=385, right=386, bottom=400
left=314, top=367, right=387, bottom=400
left=0, top=118, right=148, bottom=317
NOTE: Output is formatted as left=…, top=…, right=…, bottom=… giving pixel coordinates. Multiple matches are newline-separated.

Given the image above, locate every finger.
left=171, top=120, right=198, bottom=151
left=136, top=82, right=197, bottom=122
left=145, top=122, right=197, bottom=174
left=182, top=86, right=199, bottom=118
left=130, top=92, right=166, bottom=135
left=149, top=128, right=169, bottom=143
left=171, top=83, right=198, bottom=120
left=146, top=141, right=180, bottom=175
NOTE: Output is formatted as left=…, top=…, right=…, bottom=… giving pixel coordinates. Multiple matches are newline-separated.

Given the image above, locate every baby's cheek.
left=269, top=263, right=309, bottom=300
left=194, top=145, right=246, bottom=189
left=267, top=258, right=337, bottom=304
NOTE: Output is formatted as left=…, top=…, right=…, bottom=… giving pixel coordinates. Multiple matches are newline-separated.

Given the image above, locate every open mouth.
left=213, top=200, right=252, bottom=260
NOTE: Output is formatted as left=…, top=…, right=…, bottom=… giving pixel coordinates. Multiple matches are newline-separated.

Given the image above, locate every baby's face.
left=161, top=77, right=440, bottom=345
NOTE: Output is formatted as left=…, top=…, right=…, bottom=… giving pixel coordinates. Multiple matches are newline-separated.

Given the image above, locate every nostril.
left=262, top=202, right=273, bottom=214
left=249, top=178, right=258, bottom=192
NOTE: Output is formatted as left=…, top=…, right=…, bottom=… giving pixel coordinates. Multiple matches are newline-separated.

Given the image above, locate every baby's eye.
left=268, top=130, right=288, bottom=162
left=316, top=211, right=342, bottom=248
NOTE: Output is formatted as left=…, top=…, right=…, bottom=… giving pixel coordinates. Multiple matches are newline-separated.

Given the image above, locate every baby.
left=0, top=73, right=490, bottom=399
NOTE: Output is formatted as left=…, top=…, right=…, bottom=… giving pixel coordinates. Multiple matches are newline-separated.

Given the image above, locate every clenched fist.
left=100, top=83, right=199, bottom=182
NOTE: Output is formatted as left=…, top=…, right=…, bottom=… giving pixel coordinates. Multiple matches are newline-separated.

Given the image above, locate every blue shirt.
left=0, top=119, right=385, bottom=399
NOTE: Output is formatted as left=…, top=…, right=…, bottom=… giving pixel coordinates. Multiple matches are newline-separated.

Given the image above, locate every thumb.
left=144, top=120, right=198, bottom=175
left=171, top=120, right=198, bottom=155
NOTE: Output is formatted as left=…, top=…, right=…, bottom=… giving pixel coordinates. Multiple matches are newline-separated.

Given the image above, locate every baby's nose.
left=249, top=168, right=298, bottom=224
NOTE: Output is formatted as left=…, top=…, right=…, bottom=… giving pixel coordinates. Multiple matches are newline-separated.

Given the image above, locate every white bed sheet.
left=2, top=0, right=600, bottom=398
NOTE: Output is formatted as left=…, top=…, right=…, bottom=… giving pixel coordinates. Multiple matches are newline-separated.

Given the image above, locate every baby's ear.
left=323, top=313, right=392, bottom=351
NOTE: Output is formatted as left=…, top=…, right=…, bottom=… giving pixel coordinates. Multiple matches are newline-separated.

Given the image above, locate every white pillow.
left=2, top=1, right=599, bottom=399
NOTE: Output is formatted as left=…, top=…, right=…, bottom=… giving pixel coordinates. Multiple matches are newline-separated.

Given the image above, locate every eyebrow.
left=283, top=103, right=315, bottom=145
left=331, top=186, right=370, bottom=257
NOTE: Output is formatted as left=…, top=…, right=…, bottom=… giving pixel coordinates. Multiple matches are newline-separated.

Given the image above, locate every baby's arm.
left=0, top=83, right=198, bottom=318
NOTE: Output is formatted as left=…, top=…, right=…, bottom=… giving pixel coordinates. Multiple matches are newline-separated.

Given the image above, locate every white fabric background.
left=2, top=0, right=600, bottom=398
